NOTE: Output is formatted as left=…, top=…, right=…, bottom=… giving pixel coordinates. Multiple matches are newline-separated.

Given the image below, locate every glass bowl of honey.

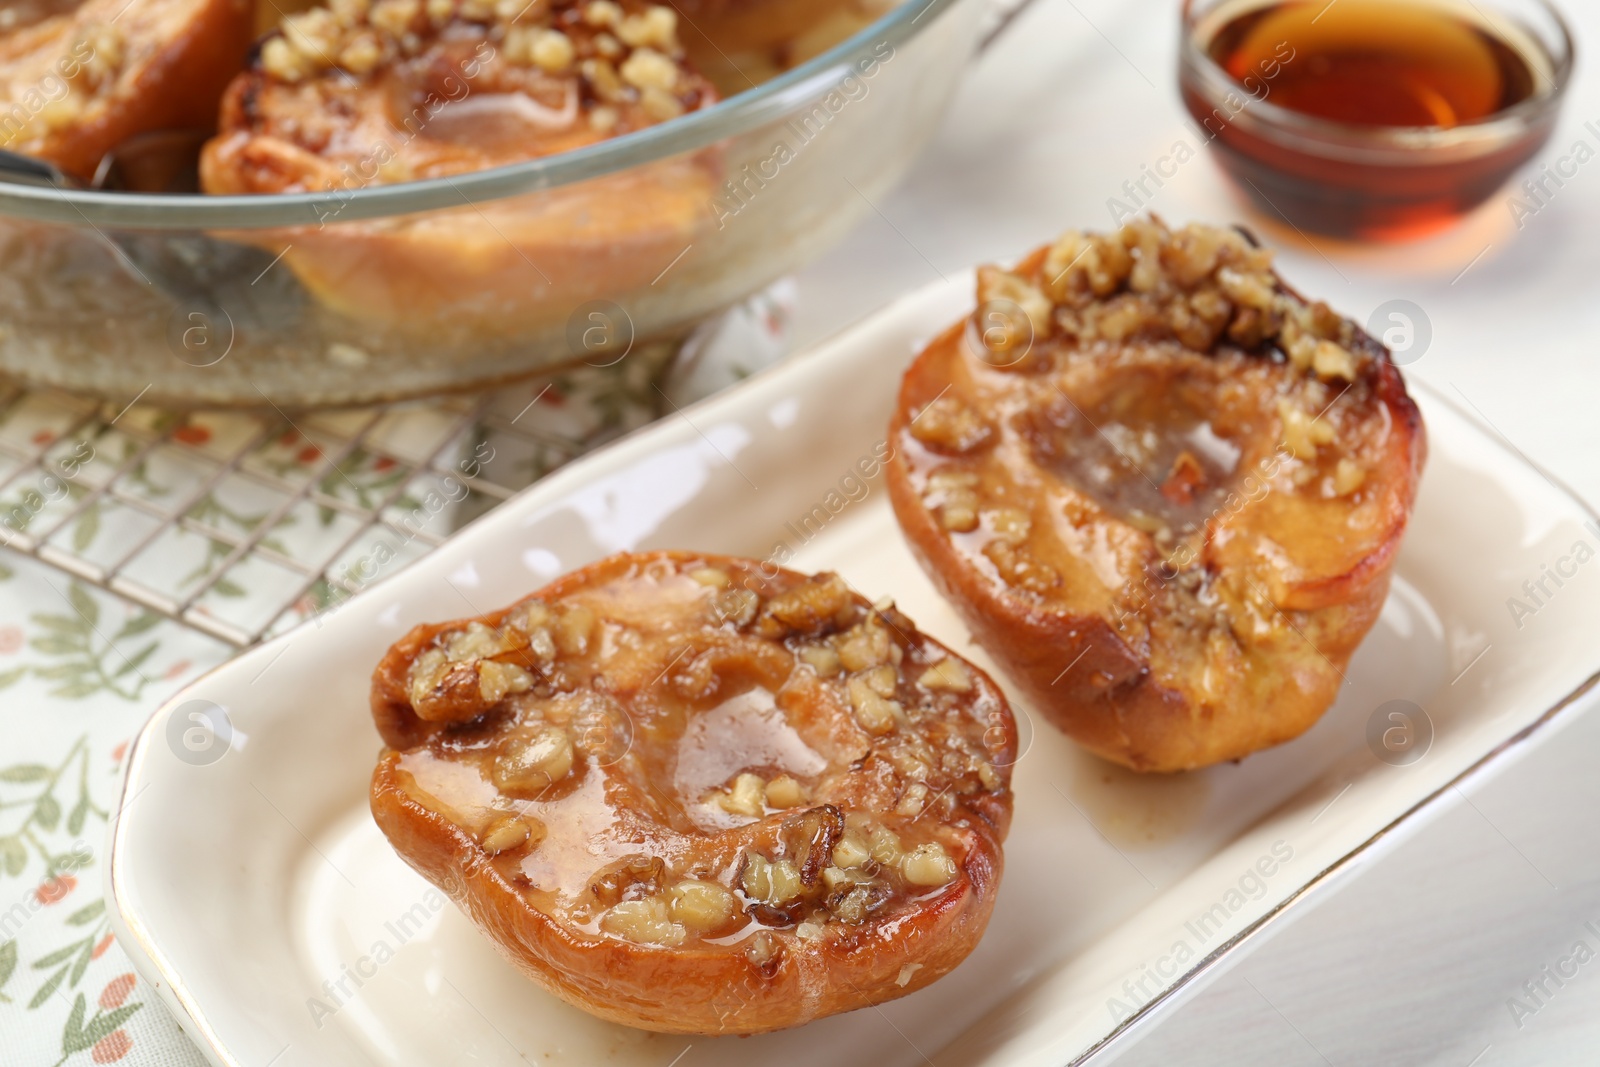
left=1179, top=0, right=1574, bottom=240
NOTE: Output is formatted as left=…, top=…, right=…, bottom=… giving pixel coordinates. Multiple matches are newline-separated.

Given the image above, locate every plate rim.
left=1069, top=380, right=1600, bottom=1063
left=104, top=279, right=1600, bottom=1067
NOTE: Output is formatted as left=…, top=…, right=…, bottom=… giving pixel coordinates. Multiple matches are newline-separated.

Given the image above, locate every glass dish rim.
left=1178, top=0, right=1576, bottom=157
left=0, top=0, right=955, bottom=231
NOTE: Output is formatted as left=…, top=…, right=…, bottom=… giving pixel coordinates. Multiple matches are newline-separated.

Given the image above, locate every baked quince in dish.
left=667, top=0, right=871, bottom=82
left=885, top=217, right=1425, bottom=773
left=200, top=0, right=720, bottom=331
left=668, top=0, right=852, bottom=50
left=370, top=551, right=1017, bottom=1034
left=0, top=0, right=252, bottom=181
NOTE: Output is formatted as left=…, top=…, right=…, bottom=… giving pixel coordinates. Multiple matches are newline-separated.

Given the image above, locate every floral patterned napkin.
left=0, top=283, right=795, bottom=1066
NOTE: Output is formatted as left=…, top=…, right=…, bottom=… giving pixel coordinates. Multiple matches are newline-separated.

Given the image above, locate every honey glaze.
left=1184, top=0, right=1566, bottom=238
left=673, top=687, right=829, bottom=831
left=1210, top=0, right=1537, bottom=128
left=885, top=218, right=1427, bottom=770
left=368, top=551, right=1019, bottom=1033
left=1027, top=367, right=1248, bottom=538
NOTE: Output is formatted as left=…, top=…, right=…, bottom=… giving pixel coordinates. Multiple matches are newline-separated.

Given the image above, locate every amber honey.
left=1180, top=0, right=1570, bottom=239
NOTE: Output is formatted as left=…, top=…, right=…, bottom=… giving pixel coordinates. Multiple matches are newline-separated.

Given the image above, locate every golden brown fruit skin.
left=0, top=0, right=252, bottom=180
left=886, top=220, right=1426, bottom=772
left=370, top=550, right=1017, bottom=1033
left=200, top=0, right=720, bottom=332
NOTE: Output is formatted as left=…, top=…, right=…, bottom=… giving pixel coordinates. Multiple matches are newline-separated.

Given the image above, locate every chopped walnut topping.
left=896, top=782, right=930, bottom=816
left=492, top=726, right=575, bottom=795
left=829, top=884, right=882, bottom=925
left=1333, top=458, right=1366, bottom=496
left=403, top=618, right=543, bottom=721
left=668, top=879, right=737, bottom=932
left=515, top=27, right=575, bottom=71
left=551, top=604, right=595, bottom=656
left=745, top=929, right=778, bottom=968
left=923, top=468, right=982, bottom=533
left=369, top=0, right=419, bottom=36
left=478, top=660, right=534, bottom=703
left=581, top=56, right=624, bottom=100
left=988, top=507, right=1030, bottom=544
left=900, top=842, right=957, bottom=886
left=444, top=621, right=510, bottom=661
left=260, top=36, right=309, bottom=81
left=619, top=47, right=677, bottom=91
left=1043, top=230, right=1129, bottom=304
left=798, top=644, right=843, bottom=677
left=640, top=86, right=684, bottom=121
left=848, top=670, right=903, bottom=735
left=977, top=218, right=1373, bottom=383
left=587, top=854, right=666, bottom=906
left=372, top=552, right=1013, bottom=1021
left=255, top=0, right=694, bottom=123
left=864, top=818, right=904, bottom=864
left=831, top=832, right=871, bottom=870
left=482, top=814, right=544, bottom=855
left=616, top=5, right=675, bottom=48
left=859, top=664, right=898, bottom=696
left=1216, top=266, right=1274, bottom=310
left=765, top=775, right=807, bottom=809
left=755, top=572, right=853, bottom=639
left=983, top=539, right=1059, bottom=594
left=741, top=852, right=803, bottom=906
left=909, top=396, right=996, bottom=456
left=689, top=566, right=730, bottom=588
left=1277, top=399, right=1335, bottom=458
left=836, top=619, right=893, bottom=672
left=713, top=586, right=760, bottom=628
left=939, top=503, right=978, bottom=533
left=976, top=265, right=1054, bottom=344
left=601, top=898, right=685, bottom=946
left=1312, top=340, right=1358, bottom=381
left=584, top=0, right=623, bottom=26
left=918, top=658, right=973, bottom=693
left=337, top=32, right=385, bottom=73
left=716, top=772, right=767, bottom=817
left=820, top=865, right=860, bottom=891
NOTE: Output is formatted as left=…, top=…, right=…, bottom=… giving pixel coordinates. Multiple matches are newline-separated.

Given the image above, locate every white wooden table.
left=791, top=0, right=1600, bottom=1061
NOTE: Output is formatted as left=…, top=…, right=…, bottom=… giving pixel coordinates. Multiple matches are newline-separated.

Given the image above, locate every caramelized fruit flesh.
left=370, top=551, right=1017, bottom=1033
left=200, top=0, right=720, bottom=332
left=887, top=218, right=1425, bottom=771
left=0, top=0, right=252, bottom=180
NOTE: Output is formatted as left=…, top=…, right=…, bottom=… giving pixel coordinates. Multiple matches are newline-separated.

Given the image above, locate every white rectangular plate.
left=108, top=275, right=1600, bottom=1067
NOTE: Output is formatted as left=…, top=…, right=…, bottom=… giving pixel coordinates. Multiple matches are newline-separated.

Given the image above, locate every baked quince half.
left=0, top=0, right=252, bottom=181
left=370, top=551, right=1017, bottom=1033
left=666, top=0, right=888, bottom=95
left=200, top=0, right=720, bottom=332
left=668, top=0, right=845, bottom=48
left=886, top=217, right=1425, bottom=772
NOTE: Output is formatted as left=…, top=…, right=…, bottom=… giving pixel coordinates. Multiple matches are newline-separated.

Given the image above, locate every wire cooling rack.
left=0, top=368, right=640, bottom=649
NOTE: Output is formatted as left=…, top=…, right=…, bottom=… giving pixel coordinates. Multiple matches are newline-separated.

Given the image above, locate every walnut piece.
left=974, top=217, right=1371, bottom=383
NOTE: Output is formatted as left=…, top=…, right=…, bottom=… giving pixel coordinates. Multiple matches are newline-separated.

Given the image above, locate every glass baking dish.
left=0, top=0, right=981, bottom=408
